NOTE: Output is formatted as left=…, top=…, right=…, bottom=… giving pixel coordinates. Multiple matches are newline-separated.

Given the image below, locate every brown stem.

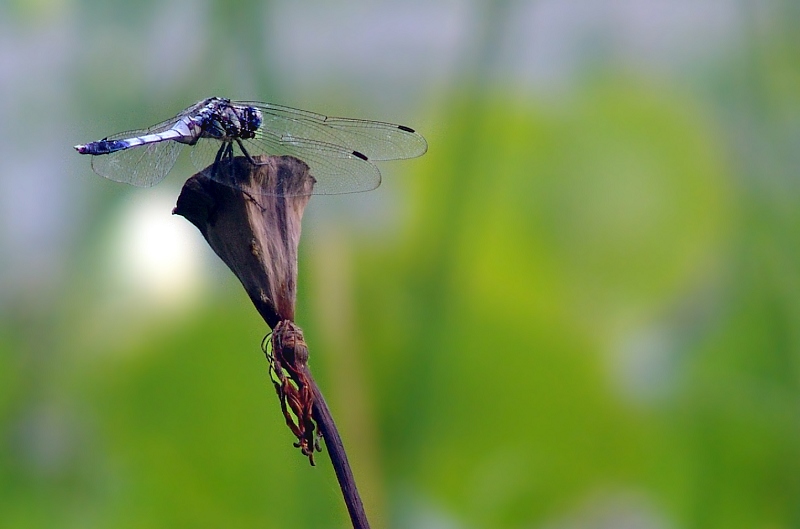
left=310, top=377, right=370, bottom=529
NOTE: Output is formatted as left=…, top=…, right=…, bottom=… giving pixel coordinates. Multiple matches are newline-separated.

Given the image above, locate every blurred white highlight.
left=111, top=188, right=205, bottom=310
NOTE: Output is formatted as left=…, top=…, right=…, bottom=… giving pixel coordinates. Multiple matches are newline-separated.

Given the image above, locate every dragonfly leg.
left=209, top=141, right=237, bottom=182
left=236, top=138, right=260, bottom=166
left=216, top=141, right=262, bottom=200
left=210, top=142, right=227, bottom=179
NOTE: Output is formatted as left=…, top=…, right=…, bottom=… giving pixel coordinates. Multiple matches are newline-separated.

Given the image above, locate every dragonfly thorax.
left=198, top=98, right=262, bottom=141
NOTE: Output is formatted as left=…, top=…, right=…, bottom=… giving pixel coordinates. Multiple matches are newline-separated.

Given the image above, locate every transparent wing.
left=188, top=135, right=224, bottom=179
left=90, top=138, right=181, bottom=188
left=237, top=101, right=428, bottom=161
left=87, top=116, right=184, bottom=187
left=190, top=132, right=381, bottom=196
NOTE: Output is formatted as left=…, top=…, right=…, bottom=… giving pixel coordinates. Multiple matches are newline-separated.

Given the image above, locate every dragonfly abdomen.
left=75, top=118, right=199, bottom=155
left=75, top=139, right=130, bottom=155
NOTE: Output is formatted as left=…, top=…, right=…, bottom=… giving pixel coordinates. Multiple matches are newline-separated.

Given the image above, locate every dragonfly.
left=75, top=97, right=427, bottom=196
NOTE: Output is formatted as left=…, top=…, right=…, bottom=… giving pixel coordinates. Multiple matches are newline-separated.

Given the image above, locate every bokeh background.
left=1, top=1, right=799, bottom=528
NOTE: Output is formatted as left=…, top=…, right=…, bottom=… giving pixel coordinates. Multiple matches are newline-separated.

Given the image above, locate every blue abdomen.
left=84, top=139, right=129, bottom=155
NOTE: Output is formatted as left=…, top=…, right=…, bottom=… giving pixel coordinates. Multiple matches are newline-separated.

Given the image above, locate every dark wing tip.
left=397, top=125, right=415, bottom=133
left=352, top=150, right=369, bottom=161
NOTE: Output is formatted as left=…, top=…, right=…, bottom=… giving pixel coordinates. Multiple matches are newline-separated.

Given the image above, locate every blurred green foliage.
left=2, top=1, right=800, bottom=528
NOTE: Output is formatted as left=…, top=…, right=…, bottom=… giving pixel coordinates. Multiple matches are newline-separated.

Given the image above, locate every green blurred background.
left=1, top=1, right=799, bottom=527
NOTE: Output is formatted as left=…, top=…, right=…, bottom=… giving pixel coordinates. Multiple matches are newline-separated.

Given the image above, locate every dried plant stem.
left=173, top=155, right=370, bottom=529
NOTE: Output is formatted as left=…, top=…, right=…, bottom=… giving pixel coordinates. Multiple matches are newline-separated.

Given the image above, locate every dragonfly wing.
left=189, top=136, right=224, bottom=177
left=99, top=113, right=183, bottom=142
left=87, top=115, right=186, bottom=187
left=192, top=132, right=380, bottom=196
left=255, top=130, right=381, bottom=195
left=238, top=102, right=428, bottom=161
left=90, top=136, right=181, bottom=187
